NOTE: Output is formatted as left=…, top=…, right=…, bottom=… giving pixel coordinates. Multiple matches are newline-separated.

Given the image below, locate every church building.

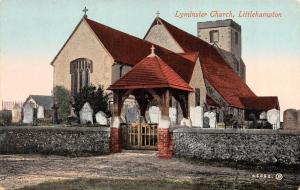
left=51, top=12, right=280, bottom=156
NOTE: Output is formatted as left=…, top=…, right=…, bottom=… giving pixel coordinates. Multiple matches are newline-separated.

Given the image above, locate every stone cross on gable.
left=148, top=45, right=156, bottom=57
left=156, top=11, right=160, bottom=18
left=83, top=6, right=88, bottom=18
left=156, top=11, right=160, bottom=25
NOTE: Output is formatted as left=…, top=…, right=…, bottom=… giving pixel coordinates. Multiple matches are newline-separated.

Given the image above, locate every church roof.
left=240, top=96, right=279, bottom=110
left=206, top=95, right=219, bottom=107
left=26, top=95, right=53, bottom=110
left=155, top=17, right=256, bottom=108
left=178, top=52, right=199, bottom=63
left=85, top=18, right=195, bottom=83
left=108, top=52, right=193, bottom=92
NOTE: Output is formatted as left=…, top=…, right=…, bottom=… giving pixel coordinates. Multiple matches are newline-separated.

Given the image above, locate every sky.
left=0, top=0, right=299, bottom=119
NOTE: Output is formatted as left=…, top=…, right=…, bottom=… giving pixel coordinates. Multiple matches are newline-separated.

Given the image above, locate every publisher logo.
left=275, top=173, right=283, bottom=181
left=252, top=173, right=283, bottom=180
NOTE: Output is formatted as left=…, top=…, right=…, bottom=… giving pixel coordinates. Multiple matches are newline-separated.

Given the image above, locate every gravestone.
left=283, top=109, right=299, bottom=130
left=148, top=106, right=161, bottom=123
left=204, top=111, right=216, bottom=128
left=95, top=111, right=107, bottom=125
left=169, top=107, right=177, bottom=124
left=126, top=103, right=139, bottom=123
left=37, top=106, right=45, bottom=119
left=259, top=111, right=267, bottom=120
left=23, top=103, right=33, bottom=124
left=190, top=106, right=203, bottom=127
left=203, top=117, right=210, bottom=128
left=79, top=102, right=93, bottom=124
left=12, top=104, right=22, bottom=123
left=267, top=108, right=280, bottom=130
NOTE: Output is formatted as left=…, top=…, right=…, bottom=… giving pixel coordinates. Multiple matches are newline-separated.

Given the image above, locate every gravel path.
left=0, top=151, right=298, bottom=190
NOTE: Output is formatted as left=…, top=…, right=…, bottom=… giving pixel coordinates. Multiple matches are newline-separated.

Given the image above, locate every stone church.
left=51, top=13, right=280, bottom=129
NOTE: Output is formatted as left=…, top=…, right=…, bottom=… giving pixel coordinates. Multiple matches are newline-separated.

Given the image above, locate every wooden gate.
left=122, top=123, right=158, bottom=150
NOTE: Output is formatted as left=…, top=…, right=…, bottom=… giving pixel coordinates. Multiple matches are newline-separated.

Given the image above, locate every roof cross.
left=83, top=6, right=88, bottom=18
left=156, top=11, right=160, bottom=18
left=148, top=45, right=156, bottom=57
left=156, top=11, right=160, bottom=25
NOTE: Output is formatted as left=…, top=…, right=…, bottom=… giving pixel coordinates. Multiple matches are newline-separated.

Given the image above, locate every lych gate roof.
left=109, top=53, right=193, bottom=92
left=155, top=17, right=256, bottom=108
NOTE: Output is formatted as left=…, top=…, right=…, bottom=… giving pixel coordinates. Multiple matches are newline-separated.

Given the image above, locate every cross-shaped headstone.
left=83, top=6, right=88, bottom=17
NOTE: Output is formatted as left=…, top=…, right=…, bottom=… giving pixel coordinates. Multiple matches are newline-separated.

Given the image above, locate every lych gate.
left=108, top=46, right=193, bottom=158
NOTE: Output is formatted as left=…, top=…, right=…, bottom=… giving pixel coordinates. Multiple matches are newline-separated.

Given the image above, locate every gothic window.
left=70, top=58, right=93, bottom=96
left=195, top=88, right=200, bottom=106
left=235, top=31, right=238, bottom=45
left=209, top=30, right=219, bottom=43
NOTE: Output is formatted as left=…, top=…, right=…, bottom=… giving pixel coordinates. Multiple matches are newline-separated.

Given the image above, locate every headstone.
left=148, top=106, right=161, bottom=123
left=203, top=117, right=210, bottom=128
left=95, top=111, right=107, bottom=125
left=23, top=103, right=33, bottom=124
left=283, top=109, right=299, bottom=130
left=121, top=99, right=140, bottom=123
left=12, top=104, right=22, bottom=123
left=169, top=107, right=177, bottom=124
left=259, top=111, right=267, bottom=120
left=79, top=102, right=93, bottom=124
left=217, top=122, right=225, bottom=129
left=190, top=106, right=203, bottom=127
left=126, top=103, right=139, bottom=123
left=180, top=118, right=192, bottom=127
left=37, top=106, right=45, bottom=119
left=204, top=111, right=216, bottom=128
left=267, top=108, right=280, bottom=130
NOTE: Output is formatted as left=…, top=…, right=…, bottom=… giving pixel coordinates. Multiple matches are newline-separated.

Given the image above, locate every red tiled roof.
left=85, top=18, right=195, bottom=83
left=109, top=54, right=193, bottom=92
left=240, top=97, right=279, bottom=110
left=178, top=52, right=199, bottom=63
left=157, top=18, right=256, bottom=108
left=206, top=95, right=219, bottom=107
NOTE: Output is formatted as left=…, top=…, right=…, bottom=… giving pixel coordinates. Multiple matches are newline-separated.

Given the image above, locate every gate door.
left=122, top=123, right=157, bottom=150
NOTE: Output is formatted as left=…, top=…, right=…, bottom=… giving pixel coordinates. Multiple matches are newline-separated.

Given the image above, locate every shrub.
left=73, top=85, right=111, bottom=122
left=53, top=86, right=72, bottom=123
left=0, top=110, right=12, bottom=126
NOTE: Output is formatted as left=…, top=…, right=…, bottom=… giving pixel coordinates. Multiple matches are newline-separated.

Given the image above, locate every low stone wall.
left=0, top=126, right=110, bottom=155
left=171, top=127, right=300, bottom=165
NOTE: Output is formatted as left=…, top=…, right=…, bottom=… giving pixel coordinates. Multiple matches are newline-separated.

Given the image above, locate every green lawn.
left=18, top=177, right=297, bottom=190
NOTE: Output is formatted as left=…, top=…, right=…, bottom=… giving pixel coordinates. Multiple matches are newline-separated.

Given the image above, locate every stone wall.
left=171, top=127, right=300, bottom=165
left=0, top=126, right=110, bottom=155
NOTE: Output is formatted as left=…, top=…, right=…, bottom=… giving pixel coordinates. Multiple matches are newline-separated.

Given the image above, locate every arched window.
left=209, top=30, right=219, bottom=43
left=70, top=58, right=93, bottom=95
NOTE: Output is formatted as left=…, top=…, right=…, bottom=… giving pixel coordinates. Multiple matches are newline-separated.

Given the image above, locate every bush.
left=0, top=110, right=12, bottom=126
left=73, top=85, right=111, bottom=122
left=53, top=86, right=72, bottom=123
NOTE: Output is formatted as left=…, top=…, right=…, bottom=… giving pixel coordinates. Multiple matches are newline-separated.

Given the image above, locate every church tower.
left=197, top=19, right=241, bottom=58
left=197, top=19, right=245, bottom=81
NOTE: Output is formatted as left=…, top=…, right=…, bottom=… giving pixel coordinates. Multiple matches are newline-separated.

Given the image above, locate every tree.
left=73, top=85, right=110, bottom=122
left=53, top=86, right=71, bottom=122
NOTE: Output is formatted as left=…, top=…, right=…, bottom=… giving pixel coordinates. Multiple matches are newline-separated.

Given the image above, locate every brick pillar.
left=158, top=128, right=173, bottom=159
left=110, top=91, right=123, bottom=153
left=111, top=127, right=122, bottom=153
left=157, top=89, right=173, bottom=159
